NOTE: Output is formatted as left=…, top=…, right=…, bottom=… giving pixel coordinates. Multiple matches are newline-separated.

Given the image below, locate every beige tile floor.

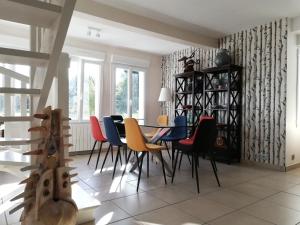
left=3, top=151, right=300, bottom=225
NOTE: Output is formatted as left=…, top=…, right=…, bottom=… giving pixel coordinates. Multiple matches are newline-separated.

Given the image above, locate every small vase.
left=215, top=49, right=231, bottom=67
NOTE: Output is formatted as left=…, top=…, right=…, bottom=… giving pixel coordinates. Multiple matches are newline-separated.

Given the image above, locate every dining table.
left=126, top=121, right=192, bottom=176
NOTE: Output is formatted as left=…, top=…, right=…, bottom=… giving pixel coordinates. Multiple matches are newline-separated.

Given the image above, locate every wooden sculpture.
left=10, top=106, right=78, bottom=225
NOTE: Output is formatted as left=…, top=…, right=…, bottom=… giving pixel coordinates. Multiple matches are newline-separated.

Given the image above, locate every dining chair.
left=144, top=115, right=168, bottom=138
left=111, top=115, right=126, bottom=138
left=160, top=115, right=187, bottom=164
left=172, top=116, right=220, bottom=193
left=177, top=115, right=212, bottom=169
left=122, top=118, right=167, bottom=192
left=88, top=116, right=107, bottom=170
left=102, top=116, right=127, bottom=178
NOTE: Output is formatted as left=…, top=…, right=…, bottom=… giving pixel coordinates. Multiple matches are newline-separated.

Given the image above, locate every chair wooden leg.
left=147, top=152, right=149, bottom=178
left=178, top=151, right=183, bottom=170
left=171, top=142, right=175, bottom=167
left=187, top=154, right=192, bottom=165
left=87, top=141, right=97, bottom=165
left=210, top=153, right=220, bottom=187
left=137, top=152, right=145, bottom=192
left=111, top=145, right=114, bottom=162
left=119, top=146, right=123, bottom=166
left=112, top=146, right=121, bottom=179
left=164, top=141, right=171, bottom=159
left=159, top=151, right=167, bottom=184
left=124, top=145, right=128, bottom=163
left=171, top=149, right=180, bottom=183
left=100, top=144, right=111, bottom=172
left=194, top=152, right=200, bottom=193
left=121, top=150, right=132, bottom=179
left=95, top=142, right=103, bottom=170
left=191, top=154, right=194, bottom=178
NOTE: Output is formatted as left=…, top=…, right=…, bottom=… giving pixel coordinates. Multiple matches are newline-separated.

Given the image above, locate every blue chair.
left=160, top=116, right=187, bottom=164
left=102, top=116, right=127, bottom=178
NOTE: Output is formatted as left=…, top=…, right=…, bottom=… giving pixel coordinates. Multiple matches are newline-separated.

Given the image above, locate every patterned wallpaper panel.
left=161, top=18, right=288, bottom=167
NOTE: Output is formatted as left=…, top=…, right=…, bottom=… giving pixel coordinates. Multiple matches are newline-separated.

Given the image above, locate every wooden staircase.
left=0, top=0, right=76, bottom=154
left=0, top=2, right=101, bottom=224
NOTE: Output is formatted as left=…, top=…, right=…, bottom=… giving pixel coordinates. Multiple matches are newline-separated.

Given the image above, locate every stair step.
left=0, top=47, right=49, bottom=66
left=72, top=184, right=101, bottom=225
left=0, top=138, right=42, bottom=146
left=0, top=66, right=29, bottom=83
left=0, top=0, right=62, bottom=28
left=0, top=150, right=30, bottom=166
left=0, top=116, right=32, bottom=122
left=0, top=88, right=40, bottom=95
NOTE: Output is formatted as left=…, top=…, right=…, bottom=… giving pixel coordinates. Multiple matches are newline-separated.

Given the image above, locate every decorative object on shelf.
left=158, top=87, right=172, bottom=114
left=178, top=50, right=200, bottom=72
left=10, top=106, right=78, bottom=225
left=182, top=105, right=193, bottom=110
left=211, top=77, right=220, bottom=89
left=220, top=76, right=229, bottom=88
left=215, top=136, right=227, bottom=149
left=215, top=49, right=231, bottom=67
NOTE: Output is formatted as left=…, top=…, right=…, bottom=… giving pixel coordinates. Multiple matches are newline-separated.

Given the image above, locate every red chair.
left=88, top=116, right=107, bottom=169
left=172, top=116, right=220, bottom=193
left=177, top=116, right=213, bottom=169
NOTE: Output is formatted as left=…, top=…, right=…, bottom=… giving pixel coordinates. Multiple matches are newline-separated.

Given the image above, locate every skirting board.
left=285, top=162, right=300, bottom=171
left=240, top=159, right=286, bottom=172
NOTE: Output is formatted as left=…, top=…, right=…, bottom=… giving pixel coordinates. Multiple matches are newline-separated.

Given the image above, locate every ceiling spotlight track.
left=87, top=26, right=101, bottom=38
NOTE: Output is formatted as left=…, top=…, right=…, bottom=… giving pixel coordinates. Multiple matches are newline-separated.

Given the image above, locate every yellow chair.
left=123, top=118, right=167, bottom=192
left=144, top=115, right=168, bottom=138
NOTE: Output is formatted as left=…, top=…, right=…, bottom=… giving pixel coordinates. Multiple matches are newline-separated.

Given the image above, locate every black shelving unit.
left=202, top=64, right=242, bottom=163
left=174, top=71, right=203, bottom=131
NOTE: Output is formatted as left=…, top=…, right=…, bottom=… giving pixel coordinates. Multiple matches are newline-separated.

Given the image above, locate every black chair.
left=111, top=115, right=126, bottom=138
left=172, top=117, right=220, bottom=193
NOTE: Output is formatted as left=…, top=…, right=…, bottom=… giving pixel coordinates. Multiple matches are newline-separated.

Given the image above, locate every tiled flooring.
left=3, top=151, right=300, bottom=225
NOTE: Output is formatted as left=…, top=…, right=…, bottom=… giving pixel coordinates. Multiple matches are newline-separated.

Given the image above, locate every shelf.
left=205, top=88, right=238, bottom=92
left=175, top=108, right=202, bottom=111
left=174, top=71, right=203, bottom=78
left=176, top=91, right=192, bottom=94
left=205, top=107, right=238, bottom=111
left=205, top=88, right=228, bottom=92
left=202, top=64, right=242, bottom=74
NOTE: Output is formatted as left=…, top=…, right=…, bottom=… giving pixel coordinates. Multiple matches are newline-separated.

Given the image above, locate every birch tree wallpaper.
left=161, top=18, right=288, bottom=167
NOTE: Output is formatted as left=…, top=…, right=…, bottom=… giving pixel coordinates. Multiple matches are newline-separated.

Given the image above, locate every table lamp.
left=158, top=87, right=172, bottom=114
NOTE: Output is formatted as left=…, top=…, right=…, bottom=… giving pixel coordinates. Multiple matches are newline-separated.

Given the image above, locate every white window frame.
left=69, top=56, right=103, bottom=122
left=297, top=48, right=300, bottom=126
left=111, top=63, right=146, bottom=121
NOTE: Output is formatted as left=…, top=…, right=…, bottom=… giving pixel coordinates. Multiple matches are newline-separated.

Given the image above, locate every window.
left=68, top=57, right=102, bottom=121
left=113, top=65, right=145, bottom=120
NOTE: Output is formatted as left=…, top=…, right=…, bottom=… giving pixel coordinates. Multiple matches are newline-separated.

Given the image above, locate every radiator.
left=69, top=122, right=94, bottom=152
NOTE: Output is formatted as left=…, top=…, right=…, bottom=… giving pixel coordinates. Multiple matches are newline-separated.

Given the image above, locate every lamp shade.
left=158, top=87, right=172, bottom=102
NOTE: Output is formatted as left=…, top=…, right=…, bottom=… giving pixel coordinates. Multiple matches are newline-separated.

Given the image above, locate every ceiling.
left=67, top=12, right=190, bottom=55
left=93, top=0, right=300, bottom=37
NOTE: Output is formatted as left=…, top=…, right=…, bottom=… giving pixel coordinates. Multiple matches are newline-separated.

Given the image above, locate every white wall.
left=285, top=17, right=300, bottom=167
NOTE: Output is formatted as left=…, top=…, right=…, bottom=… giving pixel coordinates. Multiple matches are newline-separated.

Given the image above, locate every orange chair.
left=144, top=115, right=168, bottom=138
left=123, top=118, right=167, bottom=192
